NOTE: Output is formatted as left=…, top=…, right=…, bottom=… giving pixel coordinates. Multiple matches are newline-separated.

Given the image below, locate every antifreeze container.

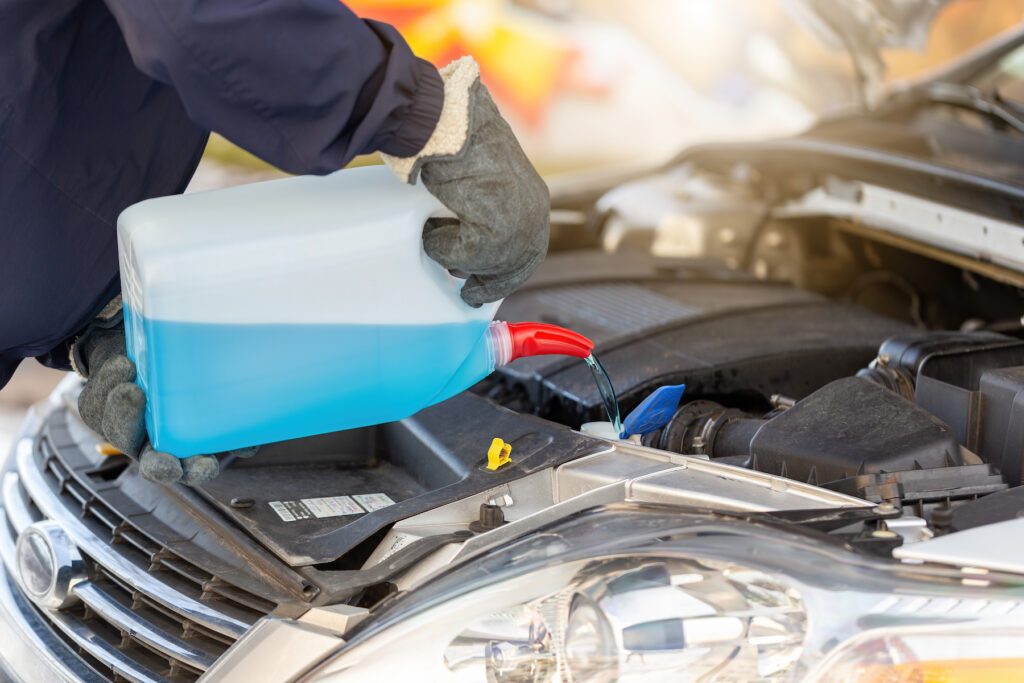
left=118, top=166, right=592, bottom=457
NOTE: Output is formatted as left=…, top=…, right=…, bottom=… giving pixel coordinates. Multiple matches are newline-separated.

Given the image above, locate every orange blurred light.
left=346, top=0, right=570, bottom=126
left=857, top=659, right=1024, bottom=683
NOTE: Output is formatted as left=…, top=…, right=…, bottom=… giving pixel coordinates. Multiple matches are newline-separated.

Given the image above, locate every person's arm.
left=76, top=2, right=549, bottom=488
left=101, top=0, right=443, bottom=173
left=102, top=0, right=547, bottom=309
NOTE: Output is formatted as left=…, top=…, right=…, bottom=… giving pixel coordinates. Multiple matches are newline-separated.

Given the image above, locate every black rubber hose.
left=711, top=418, right=763, bottom=458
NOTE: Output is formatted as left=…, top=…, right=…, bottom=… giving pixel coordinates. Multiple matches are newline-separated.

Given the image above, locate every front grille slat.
left=0, top=476, right=233, bottom=683
left=85, top=501, right=120, bottom=532
left=199, top=581, right=278, bottom=615
left=93, top=569, right=236, bottom=649
left=47, top=610, right=169, bottom=683
left=0, top=514, right=109, bottom=682
left=158, top=556, right=212, bottom=586
left=74, top=582, right=217, bottom=671
left=16, top=443, right=250, bottom=640
left=114, top=527, right=163, bottom=558
left=39, top=432, right=270, bottom=620
left=2, top=471, right=38, bottom=535
left=65, top=479, right=91, bottom=509
left=3, top=437, right=263, bottom=683
left=1, top=402, right=297, bottom=683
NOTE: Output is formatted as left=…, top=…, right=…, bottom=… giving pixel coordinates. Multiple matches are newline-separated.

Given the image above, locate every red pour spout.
left=506, top=322, right=593, bottom=361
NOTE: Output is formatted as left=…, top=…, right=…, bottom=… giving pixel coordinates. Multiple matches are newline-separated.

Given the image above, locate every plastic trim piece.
left=894, top=517, right=1024, bottom=574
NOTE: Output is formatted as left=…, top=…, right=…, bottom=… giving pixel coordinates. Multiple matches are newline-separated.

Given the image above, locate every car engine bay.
left=12, top=150, right=1024, bottom=680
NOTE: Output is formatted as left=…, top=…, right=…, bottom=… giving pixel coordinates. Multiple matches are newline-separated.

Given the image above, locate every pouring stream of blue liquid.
left=585, top=353, right=622, bottom=433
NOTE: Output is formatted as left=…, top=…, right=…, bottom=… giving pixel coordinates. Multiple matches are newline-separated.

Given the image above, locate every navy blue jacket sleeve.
left=0, top=0, right=442, bottom=390
left=102, top=0, right=444, bottom=174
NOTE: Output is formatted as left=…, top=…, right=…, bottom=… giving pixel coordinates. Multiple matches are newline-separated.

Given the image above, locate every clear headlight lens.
left=441, top=557, right=806, bottom=682
left=304, top=505, right=1024, bottom=682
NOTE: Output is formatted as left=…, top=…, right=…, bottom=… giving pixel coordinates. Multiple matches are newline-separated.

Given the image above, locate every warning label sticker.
left=269, top=501, right=299, bottom=522
left=268, top=493, right=396, bottom=522
left=269, top=496, right=363, bottom=522
left=353, top=493, right=396, bottom=511
left=304, top=496, right=364, bottom=518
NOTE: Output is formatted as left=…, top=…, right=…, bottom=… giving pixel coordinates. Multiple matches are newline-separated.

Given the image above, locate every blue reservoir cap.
left=620, top=384, right=686, bottom=438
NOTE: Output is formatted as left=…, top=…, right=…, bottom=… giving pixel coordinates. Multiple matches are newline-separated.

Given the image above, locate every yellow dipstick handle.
left=486, top=438, right=512, bottom=470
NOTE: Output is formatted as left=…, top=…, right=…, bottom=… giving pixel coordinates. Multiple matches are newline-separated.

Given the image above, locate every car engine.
left=487, top=250, right=1019, bottom=532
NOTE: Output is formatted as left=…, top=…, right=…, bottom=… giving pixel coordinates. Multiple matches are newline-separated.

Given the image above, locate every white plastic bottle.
left=118, top=165, right=592, bottom=457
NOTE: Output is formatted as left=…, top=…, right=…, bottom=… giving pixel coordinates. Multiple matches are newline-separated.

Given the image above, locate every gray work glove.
left=71, top=297, right=252, bottom=486
left=383, top=57, right=549, bottom=306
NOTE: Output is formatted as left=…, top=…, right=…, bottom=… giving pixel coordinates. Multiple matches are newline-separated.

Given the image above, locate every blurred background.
left=4, top=0, right=1024, bottom=456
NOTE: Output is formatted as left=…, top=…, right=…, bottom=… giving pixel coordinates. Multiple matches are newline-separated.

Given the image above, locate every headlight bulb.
left=443, top=604, right=555, bottom=682
left=564, top=596, right=617, bottom=682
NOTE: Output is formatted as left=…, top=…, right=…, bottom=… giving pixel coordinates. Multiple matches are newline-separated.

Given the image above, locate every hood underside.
left=781, top=0, right=957, bottom=104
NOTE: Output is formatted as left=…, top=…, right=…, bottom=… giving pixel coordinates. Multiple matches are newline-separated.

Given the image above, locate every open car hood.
left=781, top=0, right=957, bottom=105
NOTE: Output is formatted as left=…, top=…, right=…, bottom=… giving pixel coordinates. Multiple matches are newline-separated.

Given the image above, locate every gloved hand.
left=383, top=57, right=549, bottom=307
left=71, top=297, right=252, bottom=485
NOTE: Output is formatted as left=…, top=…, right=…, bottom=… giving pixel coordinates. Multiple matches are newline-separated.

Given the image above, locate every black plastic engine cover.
left=491, top=251, right=914, bottom=425
left=198, top=392, right=607, bottom=566
left=864, top=332, right=1024, bottom=484
left=748, top=377, right=965, bottom=484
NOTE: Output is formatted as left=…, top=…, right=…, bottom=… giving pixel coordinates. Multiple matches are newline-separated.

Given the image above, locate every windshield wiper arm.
left=912, top=81, right=1024, bottom=135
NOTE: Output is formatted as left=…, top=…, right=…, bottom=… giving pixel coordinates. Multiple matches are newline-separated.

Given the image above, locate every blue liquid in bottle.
left=116, top=165, right=505, bottom=457
left=128, top=306, right=493, bottom=457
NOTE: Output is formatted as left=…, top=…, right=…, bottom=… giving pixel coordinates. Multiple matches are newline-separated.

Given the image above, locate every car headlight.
left=302, top=504, right=1024, bottom=682
left=438, top=556, right=805, bottom=682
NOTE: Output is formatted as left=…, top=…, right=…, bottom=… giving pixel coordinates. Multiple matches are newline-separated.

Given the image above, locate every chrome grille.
left=37, top=432, right=275, bottom=616
left=0, top=412, right=273, bottom=682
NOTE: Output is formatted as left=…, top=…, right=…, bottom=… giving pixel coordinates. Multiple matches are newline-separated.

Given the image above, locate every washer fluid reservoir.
left=117, top=166, right=592, bottom=457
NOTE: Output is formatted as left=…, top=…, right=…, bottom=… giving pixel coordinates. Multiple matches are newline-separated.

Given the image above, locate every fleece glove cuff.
left=382, top=56, right=477, bottom=184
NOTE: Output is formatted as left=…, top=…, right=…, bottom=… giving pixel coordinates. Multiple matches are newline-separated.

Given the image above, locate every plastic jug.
left=117, top=165, right=592, bottom=457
